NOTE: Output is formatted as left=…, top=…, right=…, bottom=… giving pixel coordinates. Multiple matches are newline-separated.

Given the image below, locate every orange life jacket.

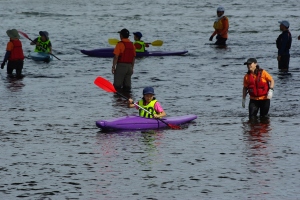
left=9, top=40, right=25, bottom=61
left=247, top=70, right=269, bottom=97
left=118, top=41, right=135, bottom=63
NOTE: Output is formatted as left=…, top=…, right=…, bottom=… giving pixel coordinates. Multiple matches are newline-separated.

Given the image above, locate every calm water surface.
left=1, top=0, right=300, bottom=199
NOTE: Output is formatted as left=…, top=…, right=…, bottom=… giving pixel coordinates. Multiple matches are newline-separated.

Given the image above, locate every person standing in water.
left=209, top=6, right=229, bottom=46
left=1, top=29, right=25, bottom=77
left=242, top=58, right=275, bottom=119
left=276, top=20, right=292, bottom=73
left=112, top=28, right=136, bottom=92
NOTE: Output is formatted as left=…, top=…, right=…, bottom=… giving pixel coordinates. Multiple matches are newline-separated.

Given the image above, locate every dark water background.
left=1, top=0, right=300, bottom=199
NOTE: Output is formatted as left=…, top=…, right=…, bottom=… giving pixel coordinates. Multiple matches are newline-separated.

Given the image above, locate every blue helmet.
left=143, top=87, right=155, bottom=95
left=133, top=32, right=143, bottom=39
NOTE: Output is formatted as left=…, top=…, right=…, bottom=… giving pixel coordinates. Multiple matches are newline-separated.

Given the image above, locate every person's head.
left=6, top=29, right=20, bottom=40
left=278, top=20, right=289, bottom=31
left=217, top=6, right=225, bottom=17
left=133, top=32, right=143, bottom=41
left=118, top=28, right=130, bottom=39
left=142, top=87, right=155, bottom=103
left=39, top=31, right=49, bottom=41
left=244, top=58, right=259, bottom=73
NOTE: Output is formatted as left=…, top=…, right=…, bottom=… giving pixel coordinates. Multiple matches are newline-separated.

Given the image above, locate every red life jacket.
left=9, top=40, right=25, bottom=61
left=247, top=70, right=269, bottom=97
left=118, top=41, right=134, bottom=63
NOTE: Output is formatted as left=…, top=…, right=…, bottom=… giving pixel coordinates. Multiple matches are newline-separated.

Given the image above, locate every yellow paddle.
left=108, top=38, right=163, bottom=46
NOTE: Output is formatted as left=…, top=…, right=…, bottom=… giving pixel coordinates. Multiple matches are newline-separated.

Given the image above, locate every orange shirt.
left=6, top=41, right=14, bottom=51
left=243, top=70, right=273, bottom=100
left=113, top=38, right=136, bottom=56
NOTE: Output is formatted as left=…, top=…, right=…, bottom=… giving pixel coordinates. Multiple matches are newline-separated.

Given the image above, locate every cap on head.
left=118, top=28, right=130, bottom=38
left=6, top=29, right=20, bottom=39
left=217, top=6, right=225, bottom=12
left=244, top=58, right=257, bottom=65
left=143, top=87, right=155, bottom=95
left=278, top=20, right=289, bottom=28
left=133, top=32, right=143, bottom=39
left=39, top=31, right=49, bottom=38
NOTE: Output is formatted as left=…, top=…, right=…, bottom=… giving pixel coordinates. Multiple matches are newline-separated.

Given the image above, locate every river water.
left=1, top=0, right=300, bottom=199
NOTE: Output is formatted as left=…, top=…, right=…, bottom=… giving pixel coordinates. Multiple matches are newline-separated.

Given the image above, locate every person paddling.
left=242, top=58, right=275, bottom=119
left=209, top=6, right=229, bottom=46
left=128, top=87, right=166, bottom=119
left=1, top=29, right=25, bottom=77
left=30, top=31, right=52, bottom=54
left=133, top=32, right=149, bottom=53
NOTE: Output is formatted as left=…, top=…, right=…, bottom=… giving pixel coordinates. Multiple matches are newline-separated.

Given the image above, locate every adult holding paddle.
left=1, top=29, right=25, bottom=77
left=30, top=31, right=53, bottom=54
left=112, top=28, right=136, bottom=92
left=128, top=87, right=166, bottom=119
left=209, top=6, right=229, bottom=46
left=133, top=32, right=149, bottom=53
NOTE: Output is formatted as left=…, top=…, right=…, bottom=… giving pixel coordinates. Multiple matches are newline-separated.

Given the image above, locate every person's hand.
left=242, top=98, right=246, bottom=108
left=128, top=98, right=133, bottom=104
left=112, top=66, right=115, bottom=74
left=1, top=62, right=5, bottom=69
left=267, top=89, right=273, bottom=99
left=277, top=56, right=281, bottom=61
left=209, top=36, right=213, bottom=41
left=153, top=114, right=160, bottom=118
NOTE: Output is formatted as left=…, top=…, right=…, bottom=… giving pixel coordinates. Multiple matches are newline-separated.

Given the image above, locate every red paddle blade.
left=167, top=124, right=181, bottom=130
left=94, top=76, right=117, bottom=93
left=18, top=30, right=30, bottom=40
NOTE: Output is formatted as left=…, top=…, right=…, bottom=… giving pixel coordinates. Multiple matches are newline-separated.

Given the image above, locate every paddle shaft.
left=116, top=92, right=172, bottom=127
left=18, top=31, right=61, bottom=60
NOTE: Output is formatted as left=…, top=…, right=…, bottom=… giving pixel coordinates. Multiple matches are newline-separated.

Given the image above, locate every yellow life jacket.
left=134, top=41, right=146, bottom=53
left=213, top=16, right=228, bottom=30
left=34, top=36, right=51, bottom=53
left=138, top=99, right=157, bottom=118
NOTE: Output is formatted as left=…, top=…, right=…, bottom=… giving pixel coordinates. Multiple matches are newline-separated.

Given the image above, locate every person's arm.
left=48, top=41, right=52, bottom=54
left=30, top=38, right=38, bottom=45
left=278, top=32, right=288, bottom=59
left=153, top=102, right=166, bottom=118
left=218, top=17, right=229, bottom=37
left=112, top=55, right=118, bottom=74
left=154, top=111, right=166, bottom=118
left=269, top=78, right=275, bottom=89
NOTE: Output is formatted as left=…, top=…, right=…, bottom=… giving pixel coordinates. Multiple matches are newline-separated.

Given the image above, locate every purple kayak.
left=81, top=48, right=188, bottom=58
left=96, top=114, right=197, bottom=131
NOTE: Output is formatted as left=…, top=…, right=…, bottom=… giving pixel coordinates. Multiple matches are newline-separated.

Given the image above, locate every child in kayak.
left=128, top=87, right=166, bottom=118
left=133, top=32, right=149, bottom=53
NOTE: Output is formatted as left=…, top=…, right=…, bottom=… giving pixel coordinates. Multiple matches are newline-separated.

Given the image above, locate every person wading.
left=112, top=28, right=136, bottom=92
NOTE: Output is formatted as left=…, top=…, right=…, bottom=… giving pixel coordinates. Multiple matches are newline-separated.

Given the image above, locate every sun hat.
left=6, top=29, right=20, bottom=39
left=217, top=6, right=225, bottom=12
left=118, top=28, right=130, bottom=38
left=278, top=20, right=289, bottom=28
left=143, top=87, right=155, bottom=95
left=244, top=58, right=257, bottom=65
left=39, top=31, right=49, bottom=38
left=133, top=32, right=143, bottom=39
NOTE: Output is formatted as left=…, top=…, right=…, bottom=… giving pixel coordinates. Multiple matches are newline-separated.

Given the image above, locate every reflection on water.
left=243, top=117, right=271, bottom=152
left=5, top=75, right=25, bottom=92
left=242, top=117, right=274, bottom=197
